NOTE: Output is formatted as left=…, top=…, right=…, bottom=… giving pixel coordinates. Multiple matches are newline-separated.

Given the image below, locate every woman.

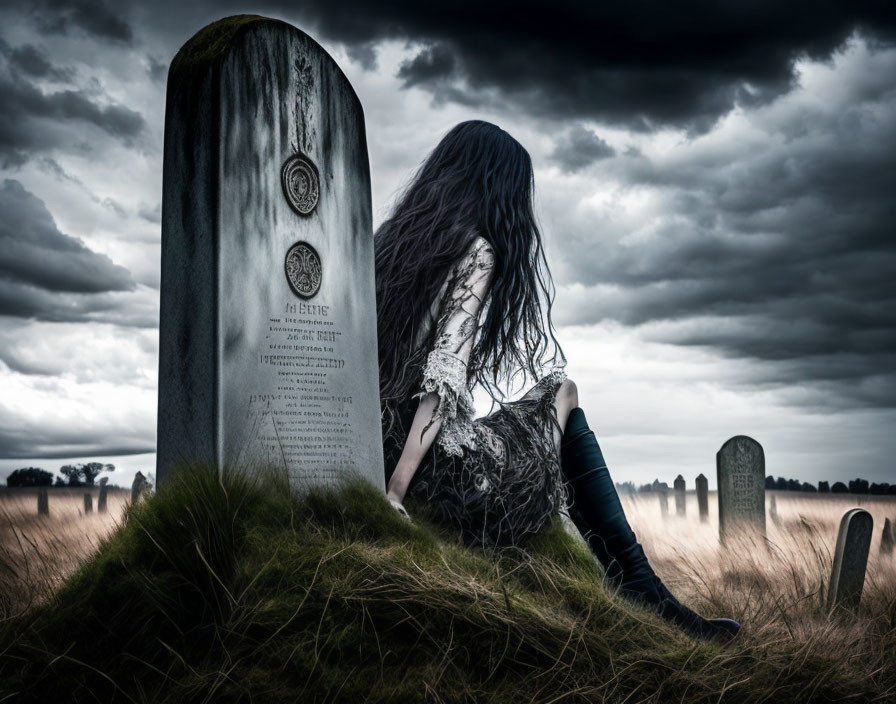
left=375, top=120, right=739, bottom=643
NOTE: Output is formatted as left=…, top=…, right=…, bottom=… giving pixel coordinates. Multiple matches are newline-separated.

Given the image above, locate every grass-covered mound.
left=0, top=467, right=889, bottom=703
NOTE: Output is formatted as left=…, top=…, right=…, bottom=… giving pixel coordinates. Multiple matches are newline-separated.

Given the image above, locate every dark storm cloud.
left=286, top=1, right=896, bottom=132
left=553, top=58, right=896, bottom=407
left=0, top=425, right=154, bottom=459
left=0, top=180, right=155, bottom=327
left=0, top=42, right=145, bottom=166
left=550, top=125, right=615, bottom=172
left=29, top=0, right=133, bottom=44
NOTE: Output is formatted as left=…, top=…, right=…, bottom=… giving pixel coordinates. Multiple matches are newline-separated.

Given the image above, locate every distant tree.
left=775, top=477, right=788, bottom=491
left=801, top=482, right=817, bottom=493
left=848, top=478, right=869, bottom=494
left=58, top=462, right=115, bottom=487
left=54, top=476, right=65, bottom=486
left=6, top=467, right=54, bottom=487
left=59, top=465, right=84, bottom=486
left=765, top=476, right=776, bottom=489
left=81, top=462, right=114, bottom=486
left=818, top=481, right=830, bottom=493
left=831, top=481, right=849, bottom=493
left=787, top=479, right=801, bottom=491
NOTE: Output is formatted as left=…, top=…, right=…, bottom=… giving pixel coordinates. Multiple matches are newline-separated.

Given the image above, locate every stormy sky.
left=0, top=1, right=894, bottom=488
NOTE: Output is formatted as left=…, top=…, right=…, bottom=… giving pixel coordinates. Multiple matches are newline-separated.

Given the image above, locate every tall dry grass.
left=0, top=486, right=129, bottom=614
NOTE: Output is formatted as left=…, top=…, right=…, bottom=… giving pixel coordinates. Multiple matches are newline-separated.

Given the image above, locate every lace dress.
left=382, top=236, right=569, bottom=548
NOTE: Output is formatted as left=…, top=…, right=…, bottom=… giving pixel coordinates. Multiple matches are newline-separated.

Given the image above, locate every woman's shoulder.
left=464, top=235, right=496, bottom=271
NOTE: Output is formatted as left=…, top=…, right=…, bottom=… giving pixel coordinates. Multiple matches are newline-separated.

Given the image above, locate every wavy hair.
left=375, top=120, right=563, bottom=420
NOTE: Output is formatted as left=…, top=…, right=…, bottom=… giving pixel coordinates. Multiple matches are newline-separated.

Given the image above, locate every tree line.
left=617, top=477, right=896, bottom=495
left=5, top=463, right=115, bottom=488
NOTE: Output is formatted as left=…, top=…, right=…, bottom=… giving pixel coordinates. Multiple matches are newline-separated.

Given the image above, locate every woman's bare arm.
left=386, top=392, right=441, bottom=504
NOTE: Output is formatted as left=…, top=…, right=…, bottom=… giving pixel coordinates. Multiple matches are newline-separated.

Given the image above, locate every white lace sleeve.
left=414, top=237, right=495, bottom=454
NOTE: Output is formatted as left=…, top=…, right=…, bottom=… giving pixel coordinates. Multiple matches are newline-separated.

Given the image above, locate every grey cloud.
left=30, top=0, right=133, bottom=44
left=0, top=427, right=154, bottom=460
left=0, top=179, right=134, bottom=293
left=1, top=42, right=74, bottom=81
left=0, top=49, right=145, bottom=166
left=550, top=125, right=615, bottom=172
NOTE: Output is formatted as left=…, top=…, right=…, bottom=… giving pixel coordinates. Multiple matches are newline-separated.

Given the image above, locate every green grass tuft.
left=0, top=466, right=892, bottom=703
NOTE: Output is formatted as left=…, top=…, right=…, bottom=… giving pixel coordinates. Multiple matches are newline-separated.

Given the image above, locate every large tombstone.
left=716, top=436, right=766, bottom=542
left=695, top=473, right=708, bottom=523
left=674, top=474, right=686, bottom=517
left=157, top=16, right=384, bottom=492
left=827, top=508, right=873, bottom=614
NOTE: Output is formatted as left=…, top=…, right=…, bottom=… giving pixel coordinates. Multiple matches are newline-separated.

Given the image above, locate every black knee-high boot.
left=561, top=407, right=740, bottom=643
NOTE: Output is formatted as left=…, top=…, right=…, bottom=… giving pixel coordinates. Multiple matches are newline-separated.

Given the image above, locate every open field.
left=0, top=486, right=130, bottom=613
left=0, top=477, right=894, bottom=702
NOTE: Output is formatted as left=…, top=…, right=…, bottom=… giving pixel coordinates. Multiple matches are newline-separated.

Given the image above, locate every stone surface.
left=881, top=517, right=894, bottom=556
left=156, top=16, right=383, bottom=491
left=653, top=480, right=669, bottom=517
left=131, top=472, right=148, bottom=505
left=716, top=436, right=766, bottom=542
left=83, top=493, right=93, bottom=514
left=674, top=474, right=686, bottom=517
left=98, top=478, right=109, bottom=514
left=695, top=473, right=708, bottom=523
left=37, top=488, right=48, bottom=516
left=827, top=508, right=873, bottom=613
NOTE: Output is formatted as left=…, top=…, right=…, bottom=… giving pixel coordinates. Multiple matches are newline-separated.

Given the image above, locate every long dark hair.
left=375, top=120, right=563, bottom=416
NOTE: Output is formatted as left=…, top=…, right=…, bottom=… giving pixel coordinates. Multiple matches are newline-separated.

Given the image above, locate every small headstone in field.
left=674, top=474, right=686, bottom=517
left=695, top=473, right=708, bottom=523
left=98, top=478, right=109, bottom=514
left=156, top=15, right=383, bottom=492
left=881, top=517, right=894, bottom=556
left=716, top=435, right=766, bottom=543
left=37, top=488, right=49, bottom=516
left=658, top=483, right=669, bottom=517
left=131, top=472, right=148, bottom=505
left=827, top=508, right=873, bottom=614
left=84, top=493, right=93, bottom=514
left=769, top=493, right=779, bottom=524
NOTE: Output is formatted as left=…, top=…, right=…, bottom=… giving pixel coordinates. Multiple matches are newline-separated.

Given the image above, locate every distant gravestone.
left=674, top=475, right=686, bottom=517
left=98, top=477, right=109, bottom=514
left=131, top=472, right=148, bottom=505
left=37, top=488, right=49, bottom=516
left=827, top=508, right=873, bottom=614
left=156, top=15, right=383, bottom=492
left=881, top=518, right=894, bottom=556
left=656, top=482, right=669, bottom=517
left=716, top=436, right=766, bottom=542
left=695, top=473, right=708, bottom=523
left=83, top=493, right=93, bottom=514
left=769, top=493, right=779, bottom=525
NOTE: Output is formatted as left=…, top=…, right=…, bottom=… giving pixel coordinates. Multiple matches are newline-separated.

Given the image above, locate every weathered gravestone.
left=827, top=508, right=873, bottom=614
left=716, top=436, right=766, bottom=543
left=37, top=488, right=48, bottom=516
left=674, top=474, right=686, bottom=517
left=131, top=472, right=148, bottom=505
left=652, top=480, right=669, bottom=517
left=880, top=517, right=894, bottom=556
left=97, top=477, right=109, bottom=514
left=83, top=493, right=93, bottom=514
left=695, top=473, right=708, bottom=523
left=768, top=493, right=779, bottom=525
left=156, top=16, right=383, bottom=491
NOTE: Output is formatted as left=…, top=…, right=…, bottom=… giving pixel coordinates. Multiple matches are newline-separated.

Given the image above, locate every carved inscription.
left=250, top=301, right=353, bottom=482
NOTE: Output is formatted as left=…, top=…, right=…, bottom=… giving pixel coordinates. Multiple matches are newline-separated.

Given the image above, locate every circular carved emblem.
left=281, top=153, right=320, bottom=215
left=284, top=241, right=322, bottom=299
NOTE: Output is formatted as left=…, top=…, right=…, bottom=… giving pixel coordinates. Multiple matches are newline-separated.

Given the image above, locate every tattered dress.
left=382, top=236, right=568, bottom=548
